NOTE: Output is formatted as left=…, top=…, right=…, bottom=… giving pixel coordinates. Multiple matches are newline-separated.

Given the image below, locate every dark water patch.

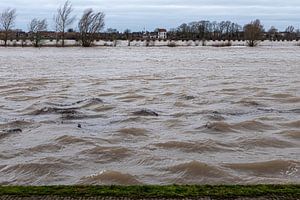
left=180, top=95, right=196, bottom=100
left=258, top=108, right=300, bottom=114
left=78, top=170, right=141, bottom=185
left=223, top=160, right=300, bottom=177
left=27, top=107, right=79, bottom=116
left=48, top=98, right=103, bottom=108
left=132, top=109, right=159, bottom=117
left=0, top=129, right=22, bottom=140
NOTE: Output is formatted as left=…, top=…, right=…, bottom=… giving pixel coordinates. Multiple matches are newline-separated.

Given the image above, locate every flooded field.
left=0, top=46, right=299, bottom=185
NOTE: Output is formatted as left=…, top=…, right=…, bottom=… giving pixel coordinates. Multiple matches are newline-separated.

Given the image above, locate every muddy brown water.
left=0, top=46, right=299, bottom=185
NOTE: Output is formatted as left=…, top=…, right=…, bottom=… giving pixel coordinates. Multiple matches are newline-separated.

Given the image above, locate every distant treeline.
left=1, top=21, right=300, bottom=41
left=1, top=1, right=300, bottom=47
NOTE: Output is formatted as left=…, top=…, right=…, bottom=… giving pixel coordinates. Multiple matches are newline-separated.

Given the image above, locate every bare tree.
left=78, top=9, right=105, bottom=47
left=285, top=25, right=295, bottom=40
left=0, top=8, right=16, bottom=46
left=54, top=0, right=76, bottom=47
left=124, top=29, right=131, bottom=46
left=243, top=19, right=264, bottom=47
left=28, top=18, right=47, bottom=47
left=268, top=26, right=278, bottom=40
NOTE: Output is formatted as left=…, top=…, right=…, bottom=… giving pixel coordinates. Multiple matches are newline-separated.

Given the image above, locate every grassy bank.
left=0, top=185, right=299, bottom=198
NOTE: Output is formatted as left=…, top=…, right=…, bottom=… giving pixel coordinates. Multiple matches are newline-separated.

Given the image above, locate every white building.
left=157, top=29, right=167, bottom=39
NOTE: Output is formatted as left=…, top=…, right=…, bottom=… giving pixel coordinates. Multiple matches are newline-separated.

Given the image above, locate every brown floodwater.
left=0, top=46, right=299, bottom=185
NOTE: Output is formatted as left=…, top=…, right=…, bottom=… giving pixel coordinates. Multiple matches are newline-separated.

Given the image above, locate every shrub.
left=212, top=41, right=232, bottom=47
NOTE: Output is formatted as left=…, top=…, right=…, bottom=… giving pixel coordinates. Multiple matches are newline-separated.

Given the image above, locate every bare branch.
left=28, top=18, right=47, bottom=47
left=0, top=8, right=16, bottom=46
left=78, top=8, right=105, bottom=47
left=54, top=0, right=76, bottom=46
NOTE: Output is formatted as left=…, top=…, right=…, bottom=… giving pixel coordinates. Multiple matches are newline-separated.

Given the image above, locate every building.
left=157, top=28, right=167, bottom=39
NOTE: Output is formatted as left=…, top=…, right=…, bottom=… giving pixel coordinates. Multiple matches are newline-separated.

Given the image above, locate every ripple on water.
left=0, top=158, right=75, bottom=185
left=117, top=128, right=149, bottom=137
left=79, top=146, right=133, bottom=163
left=237, top=137, right=297, bottom=149
left=167, top=161, right=236, bottom=184
left=78, top=170, right=141, bottom=185
left=223, top=160, right=300, bottom=178
left=204, top=120, right=274, bottom=133
left=280, top=120, right=300, bottom=128
left=0, top=120, right=34, bottom=130
left=278, top=130, right=300, bottom=139
left=55, top=135, right=95, bottom=146
left=153, top=140, right=234, bottom=153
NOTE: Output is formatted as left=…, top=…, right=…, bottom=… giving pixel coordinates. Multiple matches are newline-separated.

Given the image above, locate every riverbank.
left=0, top=39, right=299, bottom=47
left=0, top=185, right=299, bottom=199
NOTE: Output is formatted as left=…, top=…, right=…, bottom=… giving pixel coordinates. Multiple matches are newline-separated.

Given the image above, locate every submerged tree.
left=0, top=8, right=16, bottom=46
left=54, top=0, right=76, bottom=47
left=243, top=19, right=264, bottom=47
left=78, top=9, right=105, bottom=47
left=28, top=18, right=47, bottom=47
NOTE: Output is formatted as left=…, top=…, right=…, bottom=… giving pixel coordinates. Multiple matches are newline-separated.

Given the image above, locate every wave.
left=204, top=122, right=236, bottom=133
left=0, top=120, right=33, bottom=130
left=132, top=109, right=159, bottom=117
left=55, top=135, right=95, bottom=146
left=237, top=137, right=296, bottom=148
left=278, top=130, right=300, bottom=139
left=236, top=98, right=262, bottom=106
left=154, top=140, right=233, bottom=153
left=48, top=98, right=103, bottom=108
left=223, top=160, right=300, bottom=177
left=117, top=128, right=149, bottom=137
left=0, top=158, right=74, bottom=185
left=281, top=120, right=300, bottom=128
left=204, top=120, right=273, bottom=133
left=167, top=161, right=235, bottom=184
left=78, top=170, right=141, bottom=185
left=80, top=146, right=133, bottom=162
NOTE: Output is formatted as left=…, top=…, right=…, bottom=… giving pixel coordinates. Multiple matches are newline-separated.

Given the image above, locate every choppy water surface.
left=0, top=46, right=299, bottom=185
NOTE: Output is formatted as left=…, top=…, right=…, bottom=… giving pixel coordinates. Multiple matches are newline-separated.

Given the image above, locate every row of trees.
left=1, top=1, right=300, bottom=47
left=169, top=19, right=299, bottom=46
left=169, top=20, right=242, bottom=40
left=0, top=1, right=105, bottom=47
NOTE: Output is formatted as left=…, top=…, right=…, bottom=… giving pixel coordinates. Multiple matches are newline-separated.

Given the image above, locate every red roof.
left=157, top=29, right=167, bottom=32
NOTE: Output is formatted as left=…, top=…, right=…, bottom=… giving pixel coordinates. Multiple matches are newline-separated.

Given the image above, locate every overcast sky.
left=1, top=0, right=300, bottom=32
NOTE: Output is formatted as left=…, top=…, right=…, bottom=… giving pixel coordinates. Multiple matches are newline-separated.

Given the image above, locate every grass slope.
left=0, top=185, right=299, bottom=198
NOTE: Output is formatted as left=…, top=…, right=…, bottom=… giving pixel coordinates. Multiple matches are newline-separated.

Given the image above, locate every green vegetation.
left=0, top=185, right=299, bottom=198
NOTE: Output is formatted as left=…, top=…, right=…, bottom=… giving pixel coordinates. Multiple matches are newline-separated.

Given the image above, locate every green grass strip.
left=0, top=185, right=299, bottom=198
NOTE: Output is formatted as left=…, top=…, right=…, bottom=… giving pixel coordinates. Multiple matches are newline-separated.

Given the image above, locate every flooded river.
left=0, top=46, right=299, bottom=185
